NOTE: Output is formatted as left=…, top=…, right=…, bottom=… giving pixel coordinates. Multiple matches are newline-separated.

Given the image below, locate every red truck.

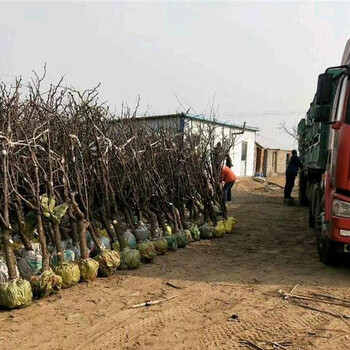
left=298, top=39, right=350, bottom=264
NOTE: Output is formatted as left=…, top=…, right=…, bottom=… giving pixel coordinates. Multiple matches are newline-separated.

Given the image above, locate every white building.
left=137, top=114, right=259, bottom=177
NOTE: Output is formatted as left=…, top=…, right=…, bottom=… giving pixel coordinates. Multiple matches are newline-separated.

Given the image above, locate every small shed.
left=255, top=135, right=292, bottom=177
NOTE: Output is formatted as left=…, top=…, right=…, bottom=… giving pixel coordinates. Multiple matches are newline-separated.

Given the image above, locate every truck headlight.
left=332, top=199, right=350, bottom=218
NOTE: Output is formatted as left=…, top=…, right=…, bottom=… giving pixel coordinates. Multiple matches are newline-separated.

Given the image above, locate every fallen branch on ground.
left=310, top=293, right=350, bottom=304
left=291, top=301, right=350, bottom=319
left=131, top=295, right=178, bottom=308
left=279, top=290, right=348, bottom=307
left=289, top=284, right=299, bottom=294
left=164, top=281, right=183, bottom=289
left=239, top=339, right=264, bottom=350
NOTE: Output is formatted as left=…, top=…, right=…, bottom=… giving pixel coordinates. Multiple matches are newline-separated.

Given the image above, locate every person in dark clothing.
left=284, top=150, right=302, bottom=199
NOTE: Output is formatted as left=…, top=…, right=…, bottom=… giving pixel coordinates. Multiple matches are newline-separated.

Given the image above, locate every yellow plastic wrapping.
left=78, top=258, right=99, bottom=282
left=54, top=262, right=81, bottom=288
left=0, top=278, right=33, bottom=309
left=214, top=220, right=226, bottom=238
left=224, top=217, right=237, bottom=234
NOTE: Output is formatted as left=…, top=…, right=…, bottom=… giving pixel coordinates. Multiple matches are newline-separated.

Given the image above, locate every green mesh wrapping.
left=164, top=236, right=178, bottom=251
left=136, top=241, right=156, bottom=263
left=94, top=250, right=120, bottom=277
left=199, top=223, right=214, bottom=239
left=112, top=241, right=121, bottom=252
left=30, top=270, right=62, bottom=298
left=152, top=238, right=169, bottom=255
left=119, top=248, right=141, bottom=270
left=175, top=231, right=188, bottom=248
left=78, top=258, right=99, bottom=282
left=190, top=224, right=200, bottom=241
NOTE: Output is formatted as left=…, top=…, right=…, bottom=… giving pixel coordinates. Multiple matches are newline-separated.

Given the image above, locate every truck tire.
left=299, top=171, right=309, bottom=206
left=309, top=184, right=322, bottom=228
left=309, top=206, right=315, bottom=228
left=317, top=231, right=337, bottom=265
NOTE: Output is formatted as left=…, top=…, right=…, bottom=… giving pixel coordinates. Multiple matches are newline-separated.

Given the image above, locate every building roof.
left=255, top=134, right=291, bottom=151
left=137, top=113, right=259, bottom=132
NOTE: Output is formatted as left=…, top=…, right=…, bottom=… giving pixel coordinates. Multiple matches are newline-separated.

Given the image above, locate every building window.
left=241, top=142, right=247, bottom=161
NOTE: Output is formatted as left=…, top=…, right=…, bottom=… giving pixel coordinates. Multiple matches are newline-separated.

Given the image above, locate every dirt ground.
left=2, top=178, right=350, bottom=350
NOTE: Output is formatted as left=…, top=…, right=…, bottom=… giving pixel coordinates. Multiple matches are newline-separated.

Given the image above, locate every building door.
left=272, top=151, right=277, bottom=173
left=255, top=147, right=261, bottom=174
left=241, top=142, right=247, bottom=176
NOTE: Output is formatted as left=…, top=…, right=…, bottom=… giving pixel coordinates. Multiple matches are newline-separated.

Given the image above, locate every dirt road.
left=2, top=182, right=350, bottom=349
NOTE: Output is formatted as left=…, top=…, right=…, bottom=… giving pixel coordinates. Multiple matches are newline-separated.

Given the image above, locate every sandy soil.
left=2, top=178, right=350, bottom=350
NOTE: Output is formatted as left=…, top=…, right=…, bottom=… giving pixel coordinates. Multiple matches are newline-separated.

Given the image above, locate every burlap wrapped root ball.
left=199, top=223, right=214, bottom=239
left=152, top=238, right=169, bottom=255
left=136, top=241, right=156, bottom=263
left=0, top=279, right=33, bottom=309
left=54, top=262, right=81, bottom=289
left=224, top=217, right=237, bottom=234
left=214, top=220, right=226, bottom=238
left=30, top=270, right=63, bottom=298
left=164, top=235, right=178, bottom=251
left=119, top=248, right=141, bottom=270
left=94, top=250, right=120, bottom=277
left=78, top=258, right=99, bottom=282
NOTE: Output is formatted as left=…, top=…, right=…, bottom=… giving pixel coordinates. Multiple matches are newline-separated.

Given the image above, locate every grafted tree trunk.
left=33, top=154, right=50, bottom=271
left=141, top=203, right=158, bottom=238
left=14, top=199, right=33, bottom=251
left=71, top=192, right=91, bottom=259
left=1, top=142, right=17, bottom=279
left=37, top=214, right=50, bottom=271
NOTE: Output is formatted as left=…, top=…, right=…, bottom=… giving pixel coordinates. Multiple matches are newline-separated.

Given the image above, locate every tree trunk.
left=78, top=220, right=90, bottom=259
left=141, top=204, right=158, bottom=238
left=71, top=220, right=79, bottom=245
left=1, top=141, right=17, bottom=279
left=14, top=201, right=32, bottom=251
left=37, top=213, right=50, bottom=271
left=2, top=230, right=17, bottom=280
left=100, top=210, right=118, bottom=243
left=88, top=224, right=103, bottom=251
left=174, top=207, right=183, bottom=230
left=171, top=205, right=179, bottom=233
left=52, top=223, right=64, bottom=264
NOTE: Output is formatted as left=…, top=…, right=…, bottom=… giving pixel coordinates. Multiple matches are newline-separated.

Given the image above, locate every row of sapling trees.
left=0, top=73, right=238, bottom=309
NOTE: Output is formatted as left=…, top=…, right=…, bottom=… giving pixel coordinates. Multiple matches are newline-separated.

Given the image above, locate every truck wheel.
left=317, top=231, right=337, bottom=265
left=299, top=171, right=309, bottom=206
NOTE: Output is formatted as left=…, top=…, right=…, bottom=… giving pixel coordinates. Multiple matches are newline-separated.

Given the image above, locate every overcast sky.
left=1, top=1, right=350, bottom=149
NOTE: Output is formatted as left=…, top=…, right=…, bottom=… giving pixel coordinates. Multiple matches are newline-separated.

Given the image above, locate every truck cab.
left=298, top=39, right=350, bottom=264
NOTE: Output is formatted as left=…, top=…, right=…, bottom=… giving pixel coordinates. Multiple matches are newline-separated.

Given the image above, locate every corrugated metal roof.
left=137, top=113, right=259, bottom=132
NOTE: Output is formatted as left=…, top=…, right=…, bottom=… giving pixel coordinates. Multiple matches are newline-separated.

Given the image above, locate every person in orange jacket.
left=220, top=165, right=237, bottom=201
